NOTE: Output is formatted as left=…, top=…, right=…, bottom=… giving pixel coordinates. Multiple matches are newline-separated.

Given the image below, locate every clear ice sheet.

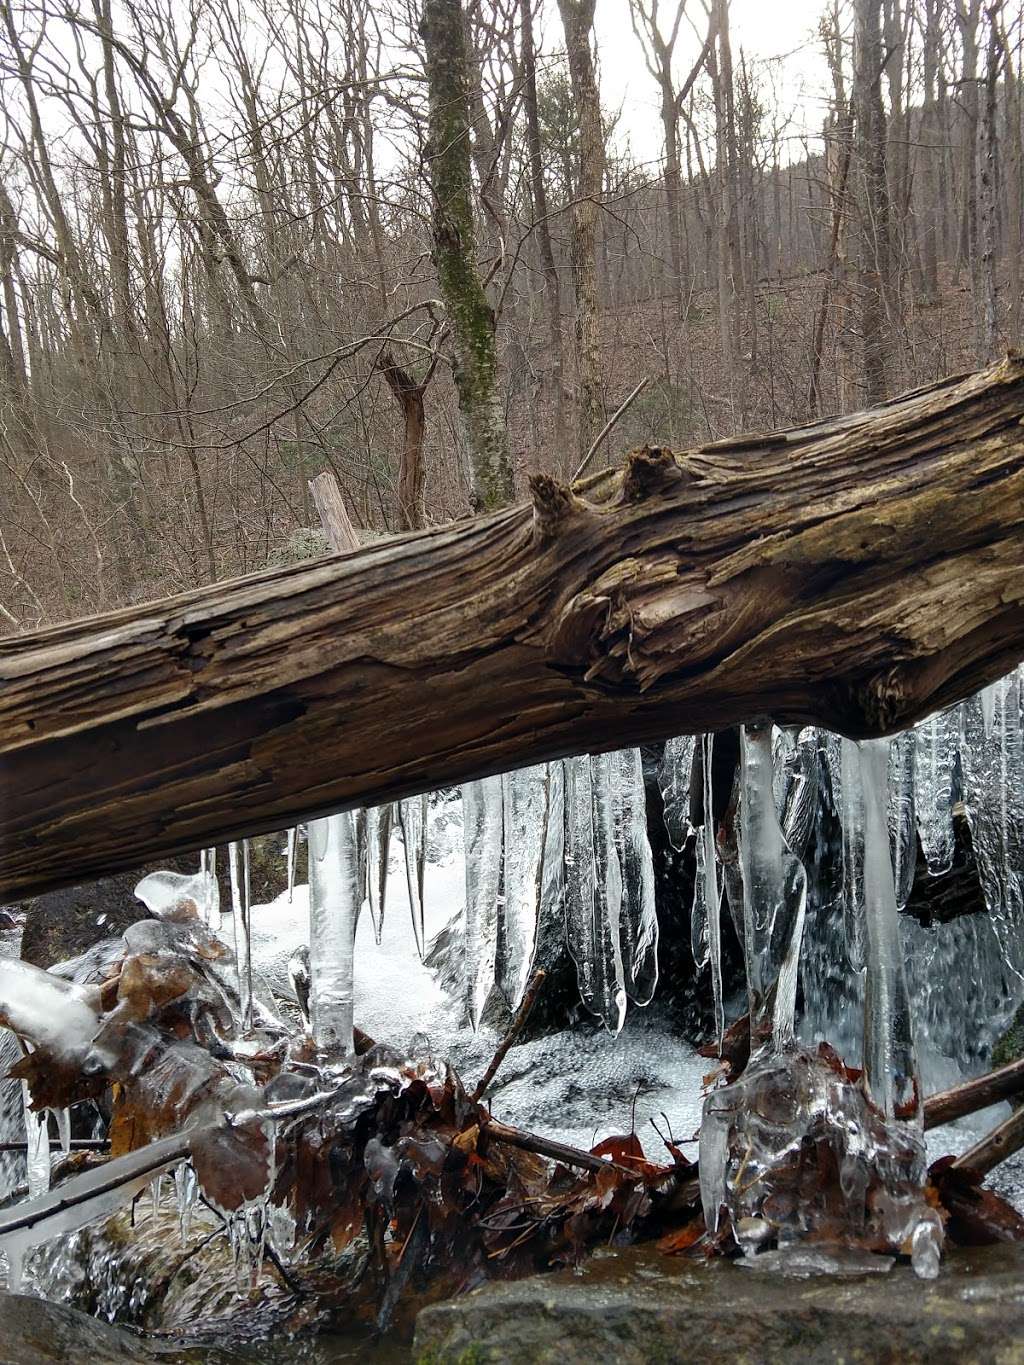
left=887, top=732, right=917, bottom=912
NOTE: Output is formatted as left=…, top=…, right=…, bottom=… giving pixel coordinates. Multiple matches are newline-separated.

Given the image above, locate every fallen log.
left=4, top=358, right=1024, bottom=900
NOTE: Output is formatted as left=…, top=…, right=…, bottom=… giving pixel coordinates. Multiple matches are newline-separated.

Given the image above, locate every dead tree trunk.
left=3, top=358, right=1024, bottom=900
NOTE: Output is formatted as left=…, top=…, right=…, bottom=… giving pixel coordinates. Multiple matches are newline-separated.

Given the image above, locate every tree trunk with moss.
left=557, top=0, right=606, bottom=464
left=420, top=0, right=512, bottom=511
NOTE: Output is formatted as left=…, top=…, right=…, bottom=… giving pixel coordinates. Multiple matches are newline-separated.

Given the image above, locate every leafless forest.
left=0, top=0, right=1020, bottom=630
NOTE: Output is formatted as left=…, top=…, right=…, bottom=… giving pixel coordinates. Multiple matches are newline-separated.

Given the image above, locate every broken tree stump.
left=3, top=358, right=1024, bottom=899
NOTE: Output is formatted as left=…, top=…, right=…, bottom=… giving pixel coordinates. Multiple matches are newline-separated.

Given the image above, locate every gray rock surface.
left=413, top=1243, right=1024, bottom=1364
left=0, top=1292, right=170, bottom=1364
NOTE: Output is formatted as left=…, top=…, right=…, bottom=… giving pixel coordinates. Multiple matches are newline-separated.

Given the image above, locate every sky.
left=585, top=0, right=835, bottom=166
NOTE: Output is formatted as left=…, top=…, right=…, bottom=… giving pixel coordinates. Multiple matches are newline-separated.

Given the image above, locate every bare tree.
left=556, top=0, right=605, bottom=461
left=420, top=0, right=512, bottom=510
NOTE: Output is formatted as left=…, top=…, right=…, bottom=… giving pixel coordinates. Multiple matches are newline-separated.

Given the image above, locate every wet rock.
left=19, top=873, right=157, bottom=969
left=413, top=1242, right=1024, bottom=1364
left=994, top=998, right=1024, bottom=1089
left=0, top=1291, right=169, bottom=1363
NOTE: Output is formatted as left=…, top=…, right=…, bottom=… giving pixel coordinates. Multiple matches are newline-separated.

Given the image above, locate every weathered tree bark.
left=420, top=0, right=512, bottom=512
left=520, top=0, right=567, bottom=456
left=376, top=349, right=429, bottom=532
left=3, top=358, right=1024, bottom=901
left=557, top=0, right=606, bottom=462
left=308, top=472, right=360, bottom=553
left=853, top=0, right=892, bottom=404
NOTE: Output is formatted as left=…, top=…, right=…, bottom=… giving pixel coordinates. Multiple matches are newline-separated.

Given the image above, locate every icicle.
left=959, top=672, right=1024, bottom=963
left=887, top=732, right=917, bottom=910
left=914, top=709, right=957, bottom=876
left=700, top=733, right=725, bottom=1049
left=398, top=796, right=429, bottom=959
left=286, top=828, right=298, bottom=905
left=690, top=838, right=710, bottom=971
left=242, top=840, right=253, bottom=1029
left=738, top=722, right=808, bottom=1050
left=52, top=1107, right=70, bottom=1158
left=462, top=777, right=503, bottom=1030
left=982, top=680, right=997, bottom=736
left=563, top=756, right=626, bottom=1034
left=499, top=766, right=548, bottom=1012
left=198, top=848, right=220, bottom=930
left=365, top=805, right=392, bottom=946
left=840, top=737, right=866, bottom=971
left=778, top=727, right=820, bottom=859
left=538, top=761, right=566, bottom=957
left=657, top=734, right=697, bottom=852
left=228, top=842, right=253, bottom=1029
left=149, top=1175, right=162, bottom=1221
left=307, top=811, right=360, bottom=1056
left=608, top=748, right=659, bottom=1006
left=173, top=1164, right=199, bottom=1245
left=860, top=738, right=920, bottom=1122
left=21, top=1081, right=49, bottom=1198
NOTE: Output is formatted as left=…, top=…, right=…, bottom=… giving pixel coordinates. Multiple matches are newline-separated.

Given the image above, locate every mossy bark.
left=420, top=0, right=512, bottom=512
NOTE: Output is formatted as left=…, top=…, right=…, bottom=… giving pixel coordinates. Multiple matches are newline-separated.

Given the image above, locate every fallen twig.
left=951, top=1105, right=1024, bottom=1179
left=0, top=1139, right=109, bottom=1152
left=924, top=1055, right=1024, bottom=1131
left=483, top=1116, right=654, bottom=1180
left=472, top=970, right=546, bottom=1103
left=572, top=377, right=649, bottom=480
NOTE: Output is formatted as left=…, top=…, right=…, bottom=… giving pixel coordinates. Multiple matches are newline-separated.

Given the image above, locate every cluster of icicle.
left=687, top=669, right=1024, bottom=1279
left=298, top=752, right=658, bottom=1057
left=295, top=668, right=1024, bottom=1063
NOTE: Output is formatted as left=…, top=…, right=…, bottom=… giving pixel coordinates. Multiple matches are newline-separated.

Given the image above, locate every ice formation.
left=564, top=754, right=626, bottom=1034
left=134, top=869, right=219, bottom=927
left=0, top=959, right=101, bottom=1058
left=737, top=722, right=808, bottom=1050
left=5, top=660, right=1024, bottom=1289
left=860, top=738, right=920, bottom=1121
left=462, top=776, right=503, bottom=1029
left=398, top=795, right=429, bottom=959
left=307, top=813, right=360, bottom=1055
left=499, top=764, right=549, bottom=1012
left=914, top=709, right=957, bottom=876
left=698, top=733, right=726, bottom=1046
left=227, top=841, right=254, bottom=1028
left=365, top=804, right=393, bottom=945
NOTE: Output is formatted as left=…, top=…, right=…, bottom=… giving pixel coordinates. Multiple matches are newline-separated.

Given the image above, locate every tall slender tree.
left=556, top=0, right=605, bottom=462
left=420, top=0, right=513, bottom=510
